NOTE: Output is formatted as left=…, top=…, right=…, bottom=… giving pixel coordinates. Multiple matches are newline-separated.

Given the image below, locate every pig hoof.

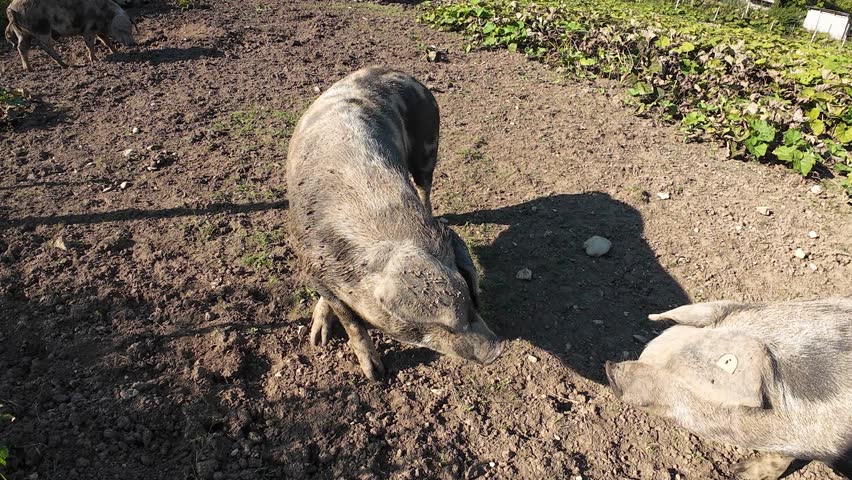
left=733, top=454, right=795, bottom=480
left=359, top=355, right=385, bottom=382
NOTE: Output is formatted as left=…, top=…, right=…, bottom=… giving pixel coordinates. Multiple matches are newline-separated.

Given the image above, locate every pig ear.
left=447, top=228, right=480, bottom=310
left=648, top=301, right=744, bottom=327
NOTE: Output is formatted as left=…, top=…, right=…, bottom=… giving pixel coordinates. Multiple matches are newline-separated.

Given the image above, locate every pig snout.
left=605, top=361, right=624, bottom=399
left=110, top=14, right=136, bottom=46
left=448, top=319, right=502, bottom=365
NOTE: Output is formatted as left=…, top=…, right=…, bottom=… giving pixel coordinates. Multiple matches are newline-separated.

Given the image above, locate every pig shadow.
left=442, top=192, right=690, bottom=384
left=108, top=46, right=223, bottom=65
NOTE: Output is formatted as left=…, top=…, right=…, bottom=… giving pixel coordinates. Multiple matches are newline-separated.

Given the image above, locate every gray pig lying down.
left=286, top=66, right=503, bottom=380
left=606, top=299, right=852, bottom=480
left=5, top=0, right=135, bottom=71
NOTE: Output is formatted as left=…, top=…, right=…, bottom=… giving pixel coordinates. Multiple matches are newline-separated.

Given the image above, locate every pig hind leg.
left=322, top=295, right=384, bottom=381
left=310, top=296, right=338, bottom=347
left=410, top=137, right=438, bottom=215
left=733, top=453, right=795, bottom=480
left=15, top=34, right=32, bottom=71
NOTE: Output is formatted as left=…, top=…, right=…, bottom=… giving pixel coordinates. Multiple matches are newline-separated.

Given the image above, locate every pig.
left=286, top=66, right=502, bottom=380
left=605, top=299, right=852, bottom=480
left=5, top=0, right=136, bottom=71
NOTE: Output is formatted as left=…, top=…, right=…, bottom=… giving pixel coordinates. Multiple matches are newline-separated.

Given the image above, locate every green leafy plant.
left=1, top=87, right=31, bottom=129
left=420, top=0, right=852, bottom=188
left=0, top=403, right=14, bottom=480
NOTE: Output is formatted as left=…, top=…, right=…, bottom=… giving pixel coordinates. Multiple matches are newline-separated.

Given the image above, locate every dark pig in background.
left=5, top=0, right=135, bottom=71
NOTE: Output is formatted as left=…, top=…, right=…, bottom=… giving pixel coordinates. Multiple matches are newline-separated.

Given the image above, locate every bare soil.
left=1, top=1, right=851, bottom=479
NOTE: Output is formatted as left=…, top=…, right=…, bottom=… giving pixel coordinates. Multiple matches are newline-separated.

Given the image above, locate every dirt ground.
left=1, top=1, right=851, bottom=479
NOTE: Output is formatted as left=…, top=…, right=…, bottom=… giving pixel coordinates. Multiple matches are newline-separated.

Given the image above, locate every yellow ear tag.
left=716, top=353, right=738, bottom=374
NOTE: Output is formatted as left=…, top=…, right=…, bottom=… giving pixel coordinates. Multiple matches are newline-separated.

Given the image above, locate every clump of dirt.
left=1, top=1, right=849, bottom=480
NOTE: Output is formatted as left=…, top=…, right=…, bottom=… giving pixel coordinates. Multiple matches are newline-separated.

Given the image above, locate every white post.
left=714, top=6, right=720, bottom=21
left=743, top=1, right=750, bottom=19
left=675, top=0, right=681, bottom=8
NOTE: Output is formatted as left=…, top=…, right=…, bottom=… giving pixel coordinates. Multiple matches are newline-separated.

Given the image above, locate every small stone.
left=553, top=434, right=561, bottom=440
left=793, top=248, right=807, bottom=259
left=516, top=268, right=532, bottom=281
left=488, top=461, right=496, bottom=468
left=583, top=236, right=611, bottom=257
left=564, top=342, right=572, bottom=351
left=121, top=148, right=136, bottom=159
left=632, top=334, right=648, bottom=344
left=656, top=192, right=670, bottom=200
left=808, top=263, right=818, bottom=271
left=526, top=354, right=539, bottom=363
left=756, top=206, right=772, bottom=216
left=808, top=231, right=818, bottom=239
left=437, top=217, right=449, bottom=224
left=313, top=86, right=321, bottom=93
left=120, top=388, right=139, bottom=399
left=53, top=235, right=70, bottom=253
left=119, top=181, right=129, bottom=190
left=810, top=185, right=823, bottom=195
left=131, top=127, right=141, bottom=134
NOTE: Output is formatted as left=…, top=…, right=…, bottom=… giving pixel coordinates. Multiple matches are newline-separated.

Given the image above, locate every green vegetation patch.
left=420, top=0, right=852, bottom=191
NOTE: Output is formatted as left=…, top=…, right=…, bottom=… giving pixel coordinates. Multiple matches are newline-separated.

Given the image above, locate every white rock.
left=756, top=206, right=772, bottom=216
left=583, top=236, right=612, bottom=257
left=808, top=263, right=818, bottom=271
left=131, top=127, right=141, bottom=134
left=121, top=148, right=136, bottom=158
left=808, top=231, right=818, bottom=239
left=313, top=86, right=321, bottom=93
left=516, top=268, right=532, bottom=280
left=52, top=236, right=68, bottom=251
left=657, top=192, right=670, bottom=200
left=488, top=461, right=496, bottom=468
left=794, top=248, right=807, bottom=259
left=119, top=181, right=129, bottom=190
left=810, top=185, right=824, bottom=195
left=526, top=354, right=539, bottom=363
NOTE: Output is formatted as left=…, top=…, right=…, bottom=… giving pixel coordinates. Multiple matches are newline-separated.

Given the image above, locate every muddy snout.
left=449, top=319, right=503, bottom=365
left=605, top=361, right=623, bottom=398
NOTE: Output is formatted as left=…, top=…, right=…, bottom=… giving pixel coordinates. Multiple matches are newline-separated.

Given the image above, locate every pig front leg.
left=83, top=34, right=98, bottom=63
left=32, top=34, right=67, bottom=68
left=732, top=453, right=795, bottom=480
left=322, top=295, right=384, bottom=381
left=96, top=34, right=117, bottom=54
left=310, top=296, right=337, bottom=346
